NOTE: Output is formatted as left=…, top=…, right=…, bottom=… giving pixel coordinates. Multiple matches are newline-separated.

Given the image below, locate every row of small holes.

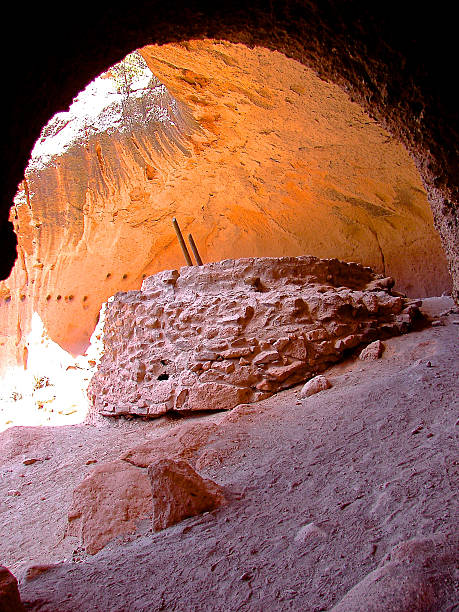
left=3, top=270, right=140, bottom=303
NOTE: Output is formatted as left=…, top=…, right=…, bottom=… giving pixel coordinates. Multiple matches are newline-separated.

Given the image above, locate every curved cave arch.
left=1, top=2, right=458, bottom=303
left=0, top=39, right=451, bottom=368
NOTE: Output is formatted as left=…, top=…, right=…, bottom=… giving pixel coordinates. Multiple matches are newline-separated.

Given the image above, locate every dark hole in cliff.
left=157, top=373, right=169, bottom=381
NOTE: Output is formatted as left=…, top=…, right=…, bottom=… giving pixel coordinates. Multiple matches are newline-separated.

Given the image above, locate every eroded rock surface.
left=121, top=422, right=219, bottom=468
left=300, top=375, right=332, bottom=398
left=148, top=458, right=225, bottom=531
left=332, top=533, right=459, bottom=612
left=67, top=460, right=152, bottom=555
left=359, top=339, right=384, bottom=361
left=4, top=305, right=458, bottom=609
left=89, top=256, right=422, bottom=418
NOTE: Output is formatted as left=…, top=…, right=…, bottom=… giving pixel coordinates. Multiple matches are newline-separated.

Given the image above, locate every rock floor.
left=1, top=297, right=458, bottom=611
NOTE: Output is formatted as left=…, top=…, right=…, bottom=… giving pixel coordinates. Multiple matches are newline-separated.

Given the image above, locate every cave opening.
left=0, top=40, right=451, bottom=430
left=0, top=9, right=457, bottom=607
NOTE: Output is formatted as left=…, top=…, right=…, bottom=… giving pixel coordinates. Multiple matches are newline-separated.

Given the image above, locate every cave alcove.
left=1, top=1, right=458, bottom=306
left=0, top=40, right=451, bottom=371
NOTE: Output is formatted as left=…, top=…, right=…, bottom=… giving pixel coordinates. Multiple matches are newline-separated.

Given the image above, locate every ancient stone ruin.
left=88, top=256, right=422, bottom=418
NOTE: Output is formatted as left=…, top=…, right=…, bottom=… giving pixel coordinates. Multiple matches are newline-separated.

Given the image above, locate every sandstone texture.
left=299, top=375, right=332, bottom=398
left=148, top=458, right=225, bottom=531
left=0, top=41, right=450, bottom=373
left=0, top=566, right=24, bottom=612
left=13, top=305, right=459, bottom=610
left=64, top=421, right=221, bottom=554
left=2, top=4, right=459, bottom=306
left=331, top=533, right=459, bottom=612
left=66, top=460, right=152, bottom=555
left=359, top=339, right=384, bottom=361
left=121, top=422, right=219, bottom=468
left=89, top=256, right=422, bottom=418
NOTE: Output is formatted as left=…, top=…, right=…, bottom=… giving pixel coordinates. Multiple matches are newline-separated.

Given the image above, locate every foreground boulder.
left=148, top=458, right=225, bottom=531
left=67, top=460, right=151, bottom=554
left=300, top=374, right=332, bottom=398
left=89, top=256, right=422, bottom=418
left=359, top=339, right=385, bottom=361
left=0, top=566, right=24, bottom=612
left=332, top=533, right=459, bottom=611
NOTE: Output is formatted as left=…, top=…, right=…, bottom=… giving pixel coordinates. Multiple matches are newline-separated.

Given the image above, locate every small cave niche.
left=145, top=164, right=156, bottom=180
left=157, top=373, right=169, bottom=381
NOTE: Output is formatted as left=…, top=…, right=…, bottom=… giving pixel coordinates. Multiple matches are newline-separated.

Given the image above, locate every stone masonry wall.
left=88, top=256, right=422, bottom=417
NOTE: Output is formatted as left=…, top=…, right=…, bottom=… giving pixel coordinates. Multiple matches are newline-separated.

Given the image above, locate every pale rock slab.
left=121, top=423, right=219, bottom=468
left=147, top=458, right=225, bottom=531
left=294, top=522, right=328, bottom=542
left=88, top=257, right=422, bottom=418
left=300, top=375, right=332, bottom=398
left=23, top=564, right=60, bottom=582
left=359, top=339, right=384, bottom=361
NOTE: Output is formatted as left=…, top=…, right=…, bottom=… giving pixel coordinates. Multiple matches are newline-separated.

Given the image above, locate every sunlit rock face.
left=88, top=256, right=422, bottom=418
left=0, top=42, right=449, bottom=370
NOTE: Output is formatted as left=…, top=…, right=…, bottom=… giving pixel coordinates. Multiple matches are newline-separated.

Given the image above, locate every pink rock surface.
left=148, top=458, right=225, bottom=531
left=359, top=339, right=385, bottom=361
left=300, top=374, right=332, bottom=397
left=294, top=522, right=328, bottom=542
left=121, top=422, right=219, bottom=468
left=67, top=460, right=152, bottom=555
left=24, top=564, right=60, bottom=582
left=10, top=311, right=459, bottom=611
left=89, top=256, right=421, bottom=418
left=331, top=533, right=459, bottom=612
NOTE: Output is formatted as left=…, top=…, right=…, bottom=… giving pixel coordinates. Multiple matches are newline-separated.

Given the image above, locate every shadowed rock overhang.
left=1, top=1, right=458, bottom=301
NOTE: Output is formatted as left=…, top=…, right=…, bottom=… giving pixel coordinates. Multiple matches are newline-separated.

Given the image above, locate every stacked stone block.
left=88, top=256, right=421, bottom=417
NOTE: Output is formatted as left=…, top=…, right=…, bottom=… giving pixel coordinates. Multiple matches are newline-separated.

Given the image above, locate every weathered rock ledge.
left=88, top=256, right=422, bottom=418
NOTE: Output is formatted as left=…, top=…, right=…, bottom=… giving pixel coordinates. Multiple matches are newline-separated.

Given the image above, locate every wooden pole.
left=172, top=217, right=193, bottom=266
left=188, top=233, right=203, bottom=266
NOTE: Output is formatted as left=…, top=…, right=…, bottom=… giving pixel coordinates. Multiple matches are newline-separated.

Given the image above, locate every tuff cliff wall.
left=0, top=42, right=449, bottom=371
left=88, top=256, right=422, bottom=418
